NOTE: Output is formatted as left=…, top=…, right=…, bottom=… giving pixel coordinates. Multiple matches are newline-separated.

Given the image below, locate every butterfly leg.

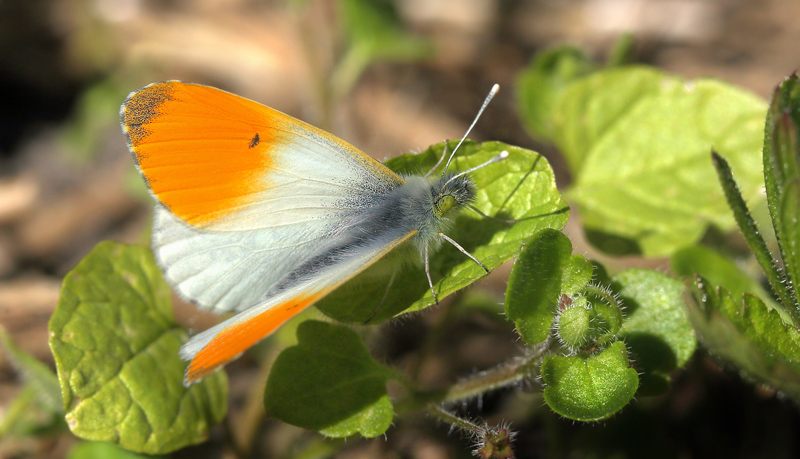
left=439, top=232, right=489, bottom=273
left=424, top=244, right=439, bottom=305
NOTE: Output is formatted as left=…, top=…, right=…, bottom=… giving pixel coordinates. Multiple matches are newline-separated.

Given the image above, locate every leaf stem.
left=395, top=341, right=550, bottom=415
left=440, top=349, right=544, bottom=404
left=426, top=404, right=485, bottom=435
left=237, top=350, right=276, bottom=455
left=711, top=151, right=800, bottom=327
left=418, top=346, right=548, bottom=452
left=228, top=339, right=287, bottom=457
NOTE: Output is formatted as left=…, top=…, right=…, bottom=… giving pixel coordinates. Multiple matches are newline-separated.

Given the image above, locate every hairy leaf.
left=49, top=242, right=227, bottom=454
left=264, top=321, right=394, bottom=438
left=689, top=275, right=800, bottom=401
left=505, top=229, right=591, bottom=344
left=614, top=269, right=696, bottom=395
left=672, top=245, right=785, bottom=321
left=558, top=67, right=766, bottom=256
left=541, top=341, right=638, bottom=421
left=764, top=74, right=800, bottom=313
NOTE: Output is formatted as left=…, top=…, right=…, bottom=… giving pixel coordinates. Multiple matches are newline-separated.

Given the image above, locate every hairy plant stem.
left=440, top=350, right=543, bottom=404
left=426, top=404, right=485, bottom=435
left=395, top=340, right=550, bottom=416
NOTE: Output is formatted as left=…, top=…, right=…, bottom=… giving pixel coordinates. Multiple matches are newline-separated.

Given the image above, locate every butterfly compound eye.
left=435, top=195, right=457, bottom=217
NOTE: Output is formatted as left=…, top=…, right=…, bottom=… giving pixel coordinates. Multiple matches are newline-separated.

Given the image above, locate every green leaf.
left=49, top=242, right=227, bottom=454
left=671, top=245, right=784, bottom=320
left=0, top=386, right=35, bottom=437
left=67, top=441, right=164, bottom=459
left=264, top=320, right=394, bottom=438
left=317, top=141, right=569, bottom=323
left=505, top=229, right=592, bottom=344
left=689, top=275, right=800, bottom=401
left=558, top=66, right=767, bottom=257
left=562, top=255, right=595, bottom=296
left=764, top=75, right=800, bottom=210
left=506, top=229, right=570, bottom=344
left=763, top=74, right=800, bottom=313
left=541, top=341, right=638, bottom=421
left=455, top=288, right=507, bottom=319
left=779, top=178, right=800, bottom=294
left=613, top=269, right=696, bottom=395
left=516, top=46, right=595, bottom=141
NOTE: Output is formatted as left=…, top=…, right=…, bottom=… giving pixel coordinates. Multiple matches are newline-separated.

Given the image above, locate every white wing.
left=121, top=81, right=418, bottom=384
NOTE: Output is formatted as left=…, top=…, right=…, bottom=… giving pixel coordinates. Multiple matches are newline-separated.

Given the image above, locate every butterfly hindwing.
left=179, top=228, right=416, bottom=385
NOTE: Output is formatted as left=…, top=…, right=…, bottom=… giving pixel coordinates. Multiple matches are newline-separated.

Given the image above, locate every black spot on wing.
left=249, top=133, right=260, bottom=149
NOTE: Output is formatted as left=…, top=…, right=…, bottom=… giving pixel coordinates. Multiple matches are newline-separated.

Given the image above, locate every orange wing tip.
left=121, top=81, right=280, bottom=228
left=181, top=292, right=321, bottom=386
left=121, top=81, right=181, bottom=148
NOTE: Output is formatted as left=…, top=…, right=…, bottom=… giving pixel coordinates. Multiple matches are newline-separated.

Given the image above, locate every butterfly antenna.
left=444, top=150, right=509, bottom=188
left=425, top=140, right=449, bottom=178
left=442, top=84, right=500, bottom=174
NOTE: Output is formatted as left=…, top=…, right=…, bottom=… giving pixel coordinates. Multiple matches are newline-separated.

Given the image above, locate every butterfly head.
left=433, top=174, right=476, bottom=218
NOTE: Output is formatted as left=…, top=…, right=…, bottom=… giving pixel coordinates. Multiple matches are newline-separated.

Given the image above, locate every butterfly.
left=120, top=81, right=507, bottom=385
